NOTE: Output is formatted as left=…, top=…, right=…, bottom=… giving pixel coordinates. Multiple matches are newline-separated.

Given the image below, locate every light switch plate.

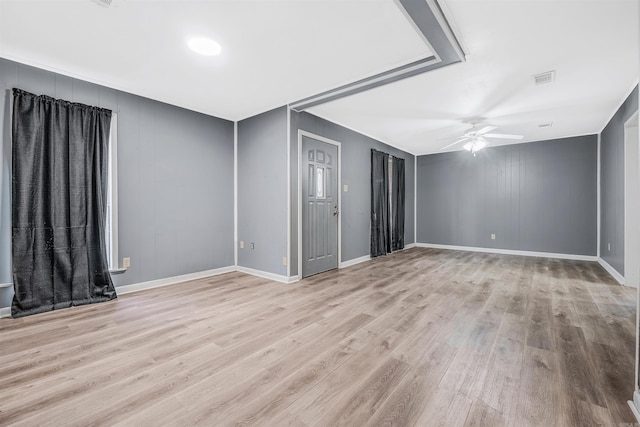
left=123, top=257, right=131, bottom=268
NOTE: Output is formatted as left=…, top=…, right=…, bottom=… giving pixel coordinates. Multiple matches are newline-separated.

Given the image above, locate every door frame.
left=298, top=130, right=342, bottom=278
left=624, top=111, right=640, bottom=405
left=624, top=111, right=639, bottom=288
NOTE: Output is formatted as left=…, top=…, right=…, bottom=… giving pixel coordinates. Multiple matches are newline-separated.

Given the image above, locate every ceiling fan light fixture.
left=440, top=123, right=523, bottom=153
left=463, top=138, right=487, bottom=154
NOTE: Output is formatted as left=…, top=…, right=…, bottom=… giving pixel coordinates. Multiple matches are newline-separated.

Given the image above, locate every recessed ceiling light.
left=188, top=38, right=222, bottom=56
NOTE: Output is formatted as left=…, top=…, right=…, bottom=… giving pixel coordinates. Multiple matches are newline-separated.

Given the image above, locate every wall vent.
left=90, top=0, right=113, bottom=7
left=538, top=122, right=553, bottom=128
left=533, top=71, right=555, bottom=85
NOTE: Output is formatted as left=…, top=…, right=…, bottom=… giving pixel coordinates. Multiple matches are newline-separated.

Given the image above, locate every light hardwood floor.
left=0, top=248, right=637, bottom=426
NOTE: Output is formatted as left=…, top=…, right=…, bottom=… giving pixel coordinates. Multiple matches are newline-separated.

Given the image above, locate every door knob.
left=333, top=206, right=339, bottom=216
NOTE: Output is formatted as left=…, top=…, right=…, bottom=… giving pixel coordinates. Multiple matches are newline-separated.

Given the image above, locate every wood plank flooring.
left=0, top=247, right=636, bottom=426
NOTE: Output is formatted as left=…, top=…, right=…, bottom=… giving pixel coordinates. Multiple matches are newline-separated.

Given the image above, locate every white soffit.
left=0, top=0, right=431, bottom=121
left=308, top=0, right=640, bottom=155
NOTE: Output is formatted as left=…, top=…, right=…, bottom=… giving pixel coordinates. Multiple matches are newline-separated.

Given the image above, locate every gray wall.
left=0, top=58, right=235, bottom=309
left=290, top=111, right=416, bottom=277
left=600, top=86, right=639, bottom=275
left=417, top=135, right=598, bottom=256
left=237, top=107, right=289, bottom=276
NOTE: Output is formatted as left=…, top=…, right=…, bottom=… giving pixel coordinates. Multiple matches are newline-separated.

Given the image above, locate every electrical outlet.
left=251, top=243, right=255, bottom=250
left=344, top=184, right=349, bottom=192
left=608, top=243, right=611, bottom=251
left=282, top=257, right=287, bottom=266
left=240, top=241, right=244, bottom=249
left=122, top=257, right=131, bottom=268
left=491, top=234, right=496, bottom=240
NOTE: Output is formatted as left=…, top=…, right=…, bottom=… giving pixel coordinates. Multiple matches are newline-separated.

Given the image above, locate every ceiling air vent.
left=538, top=122, right=553, bottom=128
left=90, top=0, right=113, bottom=7
left=533, top=71, right=555, bottom=85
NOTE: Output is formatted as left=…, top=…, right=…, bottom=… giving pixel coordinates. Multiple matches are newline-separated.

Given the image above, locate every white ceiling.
left=309, top=0, right=639, bottom=154
left=0, top=0, right=430, bottom=121
left=0, top=0, right=637, bottom=155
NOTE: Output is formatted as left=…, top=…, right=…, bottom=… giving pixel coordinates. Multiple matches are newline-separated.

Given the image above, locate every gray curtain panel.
left=11, top=88, right=116, bottom=318
left=371, top=149, right=390, bottom=257
left=392, top=157, right=405, bottom=251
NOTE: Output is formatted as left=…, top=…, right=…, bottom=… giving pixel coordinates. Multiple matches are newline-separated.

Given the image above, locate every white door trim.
left=414, top=155, right=418, bottom=245
left=286, top=107, right=291, bottom=278
left=298, top=130, right=342, bottom=279
left=234, top=121, right=238, bottom=267
left=624, top=110, right=640, bottom=404
left=624, top=111, right=639, bottom=288
left=597, top=132, right=601, bottom=258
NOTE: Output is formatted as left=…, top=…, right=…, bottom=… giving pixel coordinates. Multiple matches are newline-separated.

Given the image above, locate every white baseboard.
left=236, top=266, right=295, bottom=284
left=1, top=243, right=618, bottom=317
left=339, top=244, right=416, bottom=270
left=630, top=401, right=640, bottom=424
left=416, top=243, right=598, bottom=262
left=597, top=258, right=625, bottom=285
left=340, top=255, right=371, bottom=269
left=116, top=266, right=236, bottom=295
left=0, top=283, right=13, bottom=318
left=1, top=265, right=294, bottom=315
left=415, top=242, right=626, bottom=286
left=629, top=391, right=640, bottom=423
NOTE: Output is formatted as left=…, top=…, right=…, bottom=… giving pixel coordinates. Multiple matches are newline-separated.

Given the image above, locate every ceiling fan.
left=439, top=123, right=524, bottom=155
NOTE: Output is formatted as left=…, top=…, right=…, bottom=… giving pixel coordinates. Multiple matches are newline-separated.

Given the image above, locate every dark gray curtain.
left=392, top=157, right=405, bottom=251
left=11, top=88, right=116, bottom=318
left=371, top=149, right=390, bottom=257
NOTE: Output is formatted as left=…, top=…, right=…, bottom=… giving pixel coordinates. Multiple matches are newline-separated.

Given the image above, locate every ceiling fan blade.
left=437, top=135, right=466, bottom=142
left=440, top=137, right=470, bottom=150
left=475, top=125, right=498, bottom=135
left=484, top=133, right=524, bottom=140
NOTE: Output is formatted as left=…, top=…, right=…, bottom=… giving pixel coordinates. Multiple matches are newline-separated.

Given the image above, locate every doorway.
left=298, top=131, right=341, bottom=278
left=625, top=112, right=639, bottom=288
